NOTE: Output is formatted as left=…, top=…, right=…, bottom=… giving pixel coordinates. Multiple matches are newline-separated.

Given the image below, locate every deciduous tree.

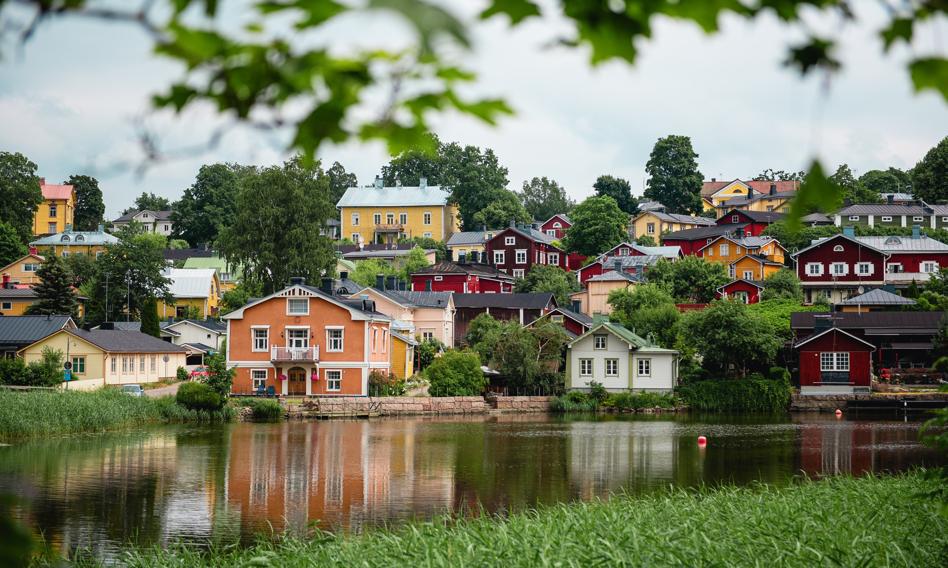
left=68, top=175, right=105, bottom=231
left=0, top=221, right=27, bottom=267
left=607, top=284, right=680, bottom=348
left=680, top=300, right=781, bottom=376
left=172, top=163, right=251, bottom=247
left=471, top=190, right=530, bottom=229
left=753, top=169, right=805, bottom=182
left=913, top=136, right=948, bottom=204
left=350, top=259, right=399, bottom=289
left=831, top=164, right=880, bottom=204
left=519, top=177, right=574, bottom=221
left=644, top=135, right=703, bottom=214
left=0, top=151, right=41, bottom=242
left=514, top=264, right=579, bottom=306
left=859, top=168, right=910, bottom=195
left=562, top=195, right=628, bottom=257
left=761, top=269, right=804, bottom=302
left=425, top=349, right=485, bottom=396
left=645, top=256, right=729, bottom=303
left=327, top=161, right=358, bottom=204
left=592, top=175, right=636, bottom=214
left=125, top=192, right=171, bottom=214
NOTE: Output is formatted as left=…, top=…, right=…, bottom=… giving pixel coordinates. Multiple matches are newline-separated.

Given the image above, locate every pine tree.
left=25, top=255, right=77, bottom=317
left=140, top=297, right=161, bottom=337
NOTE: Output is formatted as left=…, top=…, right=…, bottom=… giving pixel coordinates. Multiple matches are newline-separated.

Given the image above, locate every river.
left=0, top=412, right=942, bottom=559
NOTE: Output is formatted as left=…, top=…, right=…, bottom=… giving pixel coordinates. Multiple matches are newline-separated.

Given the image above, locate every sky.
left=0, top=2, right=945, bottom=218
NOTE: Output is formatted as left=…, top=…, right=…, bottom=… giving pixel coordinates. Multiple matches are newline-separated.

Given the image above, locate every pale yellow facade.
left=446, top=242, right=487, bottom=260
left=570, top=279, right=636, bottom=316
left=391, top=334, right=415, bottom=379
left=701, top=236, right=786, bottom=265
left=730, top=255, right=782, bottom=281
left=705, top=181, right=752, bottom=210
left=630, top=212, right=712, bottom=239
left=157, top=271, right=222, bottom=319
left=340, top=204, right=460, bottom=244
left=0, top=254, right=45, bottom=285
left=352, top=288, right=455, bottom=347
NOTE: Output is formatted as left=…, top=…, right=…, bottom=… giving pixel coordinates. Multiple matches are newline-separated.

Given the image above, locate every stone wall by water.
left=279, top=395, right=554, bottom=419
left=486, top=395, right=555, bottom=412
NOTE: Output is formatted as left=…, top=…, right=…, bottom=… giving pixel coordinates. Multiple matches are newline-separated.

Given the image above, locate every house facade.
left=157, top=268, right=222, bottom=319
left=700, top=179, right=799, bottom=213
left=716, top=279, right=765, bottom=304
left=30, top=226, right=118, bottom=258
left=446, top=230, right=495, bottom=262
left=111, top=210, right=174, bottom=236
left=484, top=225, right=568, bottom=278
left=32, top=178, right=76, bottom=236
left=350, top=287, right=455, bottom=347
left=453, top=293, right=556, bottom=345
left=566, top=321, right=679, bottom=393
left=661, top=224, right=748, bottom=255
left=833, top=203, right=948, bottom=229
left=182, top=256, right=241, bottom=291
left=630, top=211, right=714, bottom=240
left=570, top=270, right=640, bottom=315
left=337, top=178, right=460, bottom=244
left=161, top=319, right=227, bottom=351
left=0, top=252, right=45, bottom=286
left=0, top=286, right=38, bottom=316
left=576, top=243, right=680, bottom=284
left=540, top=214, right=572, bottom=239
left=411, top=261, right=514, bottom=294
left=715, top=209, right=785, bottom=237
left=794, top=324, right=874, bottom=395
left=0, top=315, right=76, bottom=357
left=527, top=307, right=593, bottom=339
left=225, top=278, right=392, bottom=396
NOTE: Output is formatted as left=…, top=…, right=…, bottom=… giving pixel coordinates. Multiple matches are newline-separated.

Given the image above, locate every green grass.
left=550, top=391, right=678, bottom=412
left=677, top=377, right=793, bottom=413
left=231, top=397, right=284, bottom=422
left=61, top=473, right=947, bottom=567
left=0, top=389, right=234, bottom=441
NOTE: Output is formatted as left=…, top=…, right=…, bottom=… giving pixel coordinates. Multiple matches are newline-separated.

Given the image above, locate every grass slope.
left=77, top=473, right=946, bottom=567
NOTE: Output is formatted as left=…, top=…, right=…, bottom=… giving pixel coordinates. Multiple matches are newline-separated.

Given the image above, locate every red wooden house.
left=576, top=242, right=681, bottom=284
left=661, top=224, right=748, bottom=255
left=716, top=279, right=765, bottom=304
left=410, top=261, right=514, bottom=294
left=540, top=214, right=572, bottom=240
left=526, top=306, right=593, bottom=339
left=485, top=224, right=568, bottom=279
left=715, top=209, right=785, bottom=236
left=794, top=323, right=874, bottom=395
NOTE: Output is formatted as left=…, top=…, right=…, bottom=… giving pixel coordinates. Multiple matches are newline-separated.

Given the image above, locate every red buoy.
left=835, top=409, right=843, bottom=418
left=697, top=435, right=707, bottom=447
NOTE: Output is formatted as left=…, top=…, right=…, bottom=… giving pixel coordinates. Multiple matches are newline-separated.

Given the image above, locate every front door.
left=288, top=367, right=307, bottom=395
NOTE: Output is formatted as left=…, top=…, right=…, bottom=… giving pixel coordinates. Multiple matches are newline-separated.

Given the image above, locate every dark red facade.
left=714, top=210, right=772, bottom=236
left=661, top=237, right=716, bottom=256
left=410, top=273, right=512, bottom=294
left=797, top=329, right=873, bottom=388
left=540, top=214, right=571, bottom=240
left=794, top=235, right=887, bottom=285
left=485, top=227, right=568, bottom=277
left=716, top=280, right=763, bottom=304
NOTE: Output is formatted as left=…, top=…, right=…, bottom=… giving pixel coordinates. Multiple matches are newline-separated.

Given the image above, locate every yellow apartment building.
left=30, top=226, right=118, bottom=258
left=156, top=268, right=222, bottom=319
left=32, top=178, right=76, bottom=236
left=337, top=178, right=460, bottom=245
left=630, top=211, right=715, bottom=240
left=700, top=179, right=799, bottom=214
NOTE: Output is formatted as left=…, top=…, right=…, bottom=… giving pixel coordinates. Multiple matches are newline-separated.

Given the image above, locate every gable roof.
left=337, top=184, right=452, bottom=208
left=723, top=190, right=796, bottom=207
left=731, top=254, right=783, bottom=267
left=491, top=225, right=559, bottom=246
left=801, top=212, right=833, bottom=225
left=391, top=331, right=419, bottom=346
left=701, top=179, right=800, bottom=198
left=447, top=231, right=494, bottom=246
left=587, top=270, right=643, bottom=283
left=368, top=289, right=453, bottom=309
left=853, top=235, right=948, bottom=252
left=453, top=292, right=556, bottom=310
left=641, top=211, right=716, bottom=225
left=697, top=235, right=781, bottom=254
left=790, top=311, right=945, bottom=332
left=113, top=209, right=173, bottom=223
left=541, top=214, right=572, bottom=226
left=0, top=253, right=45, bottom=273
left=92, top=321, right=142, bottom=332
left=412, top=261, right=514, bottom=280
left=164, top=318, right=227, bottom=333
left=223, top=283, right=385, bottom=321
left=718, top=209, right=786, bottom=224
left=717, top=278, right=765, bottom=292
left=790, top=233, right=887, bottom=259
left=166, top=268, right=218, bottom=298
left=836, top=288, right=917, bottom=306
left=0, top=287, right=37, bottom=299
left=40, top=180, right=74, bottom=201
left=569, top=321, right=677, bottom=353
left=662, top=224, right=749, bottom=241
left=182, top=255, right=240, bottom=273
left=836, top=203, right=931, bottom=216
left=793, top=326, right=876, bottom=349
left=0, top=315, right=75, bottom=349
left=35, top=328, right=189, bottom=354
left=31, top=230, right=119, bottom=247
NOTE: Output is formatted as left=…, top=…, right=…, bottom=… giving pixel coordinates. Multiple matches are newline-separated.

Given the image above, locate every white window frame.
left=553, top=222, right=562, bottom=228
left=848, top=215, right=860, bottom=221
left=351, top=233, right=360, bottom=243
left=548, top=252, right=559, bottom=266
left=638, top=358, right=651, bottom=377
left=922, top=261, right=939, bottom=273
left=325, top=369, right=342, bottom=391
left=833, top=245, right=844, bottom=252
left=805, top=262, right=823, bottom=276
left=122, top=356, right=129, bottom=374
left=286, top=326, right=310, bottom=349
left=423, top=212, right=432, bottom=225
left=882, top=216, right=893, bottom=222
left=942, top=217, right=948, bottom=223
left=421, top=331, right=434, bottom=341
left=505, top=236, right=516, bottom=246
left=731, top=215, right=740, bottom=223
left=23, top=263, right=38, bottom=272
left=579, top=358, right=593, bottom=377
left=820, top=352, right=850, bottom=372
left=546, top=229, right=556, bottom=236
left=0, top=302, right=11, bottom=311
left=286, top=298, right=309, bottom=315
left=743, top=270, right=753, bottom=280
left=594, top=335, right=607, bottom=350
left=373, top=213, right=382, bottom=225
left=326, top=327, right=344, bottom=352
left=855, top=262, right=873, bottom=276
left=140, top=356, right=146, bottom=372
left=887, top=263, right=904, bottom=273
left=605, top=358, right=619, bottom=377
left=830, top=262, right=848, bottom=276
left=251, top=369, right=268, bottom=391
left=913, top=216, right=924, bottom=222
left=351, top=213, right=360, bottom=226
left=515, top=249, right=527, bottom=264
left=647, top=223, right=655, bottom=234
left=719, top=243, right=729, bottom=256
left=111, top=357, right=117, bottom=373
left=512, top=269, right=525, bottom=278
left=493, top=250, right=505, bottom=265
left=423, top=232, right=432, bottom=238
left=386, top=213, right=395, bottom=224
left=151, top=355, right=157, bottom=372
left=434, top=275, right=443, bottom=281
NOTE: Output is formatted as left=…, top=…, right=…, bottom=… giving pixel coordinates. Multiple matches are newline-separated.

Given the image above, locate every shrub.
left=176, top=367, right=189, bottom=382
left=235, top=398, right=283, bottom=422
left=588, top=381, right=608, bottom=404
left=0, top=349, right=62, bottom=387
left=676, top=377, right=792, bottom=413
left=176, top=381, right=222, bottom=411
left=550, top=391, right=597, bottom=412
left=424, top=350, right=485, bottom=397
left=369, top=370, right=406, bottom=396
left=768, top=367, right=791, bottom=383
left=204, top=353, right=234, bottom=398
left=603, top=391, right=676, bottom=410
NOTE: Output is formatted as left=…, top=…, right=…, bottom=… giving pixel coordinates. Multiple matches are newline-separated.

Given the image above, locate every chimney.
left=39, top=177, right=46, bottom=185
left=571, top=300, right=582, bottom=313
left=747, top=187, right=754, bottom=199
left=398, top=279, right=406, bottom=291
left=843, top=226, right=855, bottom=238
left=419, top=176, right=427, bottom=189
left=340, top=270, right=349, bottom=280
left=376, top=274, right=385, bottom=290
left=386, top=275, right=397, bottom=290
left=100, top=322, right=115, bottom=330
left=320, top=277, right=333, bottom=294
left=912, top=225, right=921, bottom=239
left=28, top=246, right=37, bottom=256
left=363, top=299, right=375, bottom=312
left=425, top=279, right=432, bottom=291
left=736, top=228, right=744, bottom=238
left=887, top=194, right=894, bottom=205
left=2, top=274, right=9, bottom=289
left=374, top=176, right=383, bottom=189
left=711, top=177, right=716, bottom=182
left=289, top=276, right=306, bottom=286
left=769, top=183, right=777, bottom=195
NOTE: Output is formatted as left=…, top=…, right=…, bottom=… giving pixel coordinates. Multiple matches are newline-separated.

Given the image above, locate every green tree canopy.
left=913, top=136, right=948, bottom=204
left=424, top=349, right=485, bottom=397
left=753, top=169, right=805, bottom=182
left=125, top=192, right=171, bottom=214
left=24, top=255, right=77, bottom=317
left=68, top=175, right=105, bottom=231
left=859, top=168, right=911, bottom=195
left=644, top=135, right=703, bottom=214
left=0, top=151, right=41, bottom=242
left=607, top=284, right=680, bottom=348
left=518, top=177, right=574, bottom=221
left=401, top=246, right=431, bottom=281
left=86, top=229, right=171, bottom=325
left=172, top=163, right=252, bottom=247
left=471, top=190, right=531, bottom=229
left=680, top=300, right=781, bottom=376
left=327, top=161, right=358, bottom=204
left=140, top=297, right=161, bottom=337
left=592, top=175, right=636, bottom=214
left=350, top=259, right=399, bottom=289
left=645, top=256, right=729, bottom=303
left=562, top=195, right=628, bottom=257
left=221, top=280, right=262, bottom=314
left=0, top=221, right=27, bottom=267
left=831, top=164, right=881, bottom=204
left=219, top=157, right=337, bottom=295
left=514, top=264, right=579, bottom=306
left=761, top=269, right=804, bottom=302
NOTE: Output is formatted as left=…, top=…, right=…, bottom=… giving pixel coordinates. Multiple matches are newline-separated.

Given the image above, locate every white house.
left=566, top=320, right=679, bottom=393
left=112, top=209, right=174, bottom=236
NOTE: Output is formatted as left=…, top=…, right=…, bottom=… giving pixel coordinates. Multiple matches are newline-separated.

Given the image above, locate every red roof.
left=40, top=180, right=74, bottom=201
left=701, top=179, right=800, bottom=197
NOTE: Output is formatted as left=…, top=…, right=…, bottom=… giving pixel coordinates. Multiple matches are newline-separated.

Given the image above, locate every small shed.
left=836, top=288, right=916, bottom=313
left=716, top=279, right=765, bottom=304
left=794, top=324, right=875, bottom=395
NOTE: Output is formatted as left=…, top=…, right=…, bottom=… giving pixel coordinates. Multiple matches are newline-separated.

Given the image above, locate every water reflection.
left=0, top=413, right=941, bottom=558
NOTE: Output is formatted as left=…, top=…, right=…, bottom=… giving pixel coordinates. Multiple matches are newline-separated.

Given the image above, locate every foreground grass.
left=69, top=473, right=946, bottom=567
left=0, top=389, right=233, bottom=441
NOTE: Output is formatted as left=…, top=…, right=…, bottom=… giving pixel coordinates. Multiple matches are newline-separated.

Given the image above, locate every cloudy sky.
left=0, top=2, right=944, bottom=218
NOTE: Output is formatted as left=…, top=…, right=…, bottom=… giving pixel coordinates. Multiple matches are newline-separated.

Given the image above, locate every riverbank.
left=0, top=389, right=233, bottom=441
left=59, top=473, right=945, bottom=567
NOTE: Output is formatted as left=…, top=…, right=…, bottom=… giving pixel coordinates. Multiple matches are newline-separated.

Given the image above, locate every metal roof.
left=375, top=289, right=453, bottom=308
left=447, top=231, right=494, bottom=246
left=587, top=270, right=643, bottom=283
left=719, top=209, right=786, bottom=223
left=453, top=292, right=555, bottom=310
left=836, top=288, right=917, bottom=306
left=92, top=321, right=141, bottom=331
left=68, top=329, right=189, bottom=353
left=0, top=315, right=74, bottom=348
left=165, top=268, right=217, bottom=298
left=0, top=288, right=37, bottom=299
left=790, top=311, right=945, bottom=330
left=164, top=318, right=227, bottom=333
left=336, top=185, right=452, bottom=207
left=413, top=261, right=514, bottom=279
left=31, top=230, right=119, bottom=247
left=631, top=245, right=682, bottom=258
left=113, top=209, right=173, bottom=223
left=836, top=203, right=932, bottom=216
left=646, top=211, right=716, bottom=225
left=662, top=224, right=749, bottom=241
left=853, top=235, right=948, bottom=252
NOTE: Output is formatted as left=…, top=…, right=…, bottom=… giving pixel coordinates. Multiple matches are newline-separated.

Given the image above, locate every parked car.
left=190, top=367, right=209, bottom=379
left=122, top=384, right=144, bottom=397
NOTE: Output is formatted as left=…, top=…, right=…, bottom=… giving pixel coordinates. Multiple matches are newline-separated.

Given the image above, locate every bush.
left=676, top=377, right=792, bottom=413
left=176, top=381, right=222, bottom=411
left=588, top=381, right=608, bottom=404
left=368, top=370, right=406, bottom=396
left=235, top=398, right=283, bottom=422
left=550, top=391, right=597, bottom=412
left=768, top=366, right=791, bottom=383
left=424, top=350, right=486, bottom=397
left=176, top=367, right=189, bottom=382
left=0, top=348, right=62, bottom=387
left=603, top=391, right=676, bottom=410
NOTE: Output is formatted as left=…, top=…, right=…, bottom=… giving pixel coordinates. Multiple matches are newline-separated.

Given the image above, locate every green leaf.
left=256, top=0, right=347, bottom=29
left=368, top=0, right=470, bottom=52
left=785, top=160, right=842, bottom=230
left=880, top=18, right=913, bottom=52
left=480, top=0, right=541, bottom=25
left=909, top=57, right=948, bottom=103
left=783, top=36, right=840, bottom=75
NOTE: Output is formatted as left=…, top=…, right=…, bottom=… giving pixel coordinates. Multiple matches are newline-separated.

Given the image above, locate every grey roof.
left=662, top=224, right=749, bottom=241
left=701, top=235, right=779, bottom=251
left=71, top=329, right=188, bottom=353
left=719, top=209, right=786, bottom=223
left=413, top=261, right=514, bottom=279
left=630, top=245, right=682, bottom=258
left=739, top=254, right=783, bottom=266
left=648, top=211, right=716, bottom=225
left=509, top=225, right=558, bottom=245
left=453, top=292, right=556, bottom=310
left=375, top=289, right=452, bottom=308
left=0, top=288, right=37, bottom=299
left=587, top=270, right=643, bottom=283
left=181, top=342, right=218, bottom=353
left=164, top=319, right=227, bottom=333
left=636, top=200, right=665, bottom=212
left=92, top=321, right=141, bottom=332
left=447, top=231, right=494, bottom=246
left=163, top=248, right=216, bottom=262
left=836, top=289, right=917, bottom=306
left=336, top=184, right=452, bottom=207
left=391, top=331, right=418, bottom=346
left=790, top=311, right=945, bottom=331
left=723, top=190, right=797, bottom=207
left=598, top=255, right=664, bottom=270
left=542, top=213, right=572, bottom=225
left=333, top=278, right=364, bottom=296
left=554, top=307, right=594, bottom=326
left=837, top=203, right=932, bottom=216
left=801, top=212, right=833, bottom=225
left=113, top=209, right=173, bottom=223
left=31, top=230, right=119, bottom=247
left=342, top=249, right=433, bottom=260
left=854, top=235, right=948, bottom=252
left=0, top=315, right=74, bottom=349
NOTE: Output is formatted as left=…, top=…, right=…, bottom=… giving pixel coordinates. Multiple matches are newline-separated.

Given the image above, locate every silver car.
left=122, top=384, right=145, bottom=397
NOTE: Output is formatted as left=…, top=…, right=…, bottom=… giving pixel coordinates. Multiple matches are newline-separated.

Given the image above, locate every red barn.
left=661, top=224, right=748, bottom=255
left=411, top=261, right=514, bottom=293
left=794, top=325, right=875, bottom=395
left=715, top=209, right=785, bottom=236
left=716, top=279, right=765, bottom=304
left=485, top=224, right=568, bottom=278
left=540, top=214, right=572, bottom=240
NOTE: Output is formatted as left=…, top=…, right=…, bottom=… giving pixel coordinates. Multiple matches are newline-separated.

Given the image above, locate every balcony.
left=374, top=223, right=404, bottom=232
left=271, top=345, right=319, bottom=362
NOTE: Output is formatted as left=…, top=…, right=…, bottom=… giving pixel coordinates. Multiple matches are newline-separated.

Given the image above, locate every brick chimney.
left=38, top=177, right=46, bottom=185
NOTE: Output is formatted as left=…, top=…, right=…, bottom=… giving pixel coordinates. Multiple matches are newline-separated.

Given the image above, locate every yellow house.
left=569, top=270, right=639, bottom=316
left=700, top=235, right=786, bottom=265
left=18, top=328, right=188, bottom=389
left=0, top=253, right=46, bottom=286
left=157, top=268, right=222, bottom=319
left=730, top=255, right=783, bottom=281
left=0, top=286, right=86, bottom=317
left=701, top=179, right=800, bottom=213
left=446, top=230, right=495, bottom=262
left=30, top=226, right=118, bottom=258
left=32, top=178, right=76, bottom=236
left=337, top=178, right=460, bottom=245
left=390, top=331, right=417, bottom=379
left=630, top=211, right=715, bottom=240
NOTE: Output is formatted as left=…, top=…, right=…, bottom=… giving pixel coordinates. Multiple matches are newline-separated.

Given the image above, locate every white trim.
left=324, top=368, right=343, bottom=392
left=830, top=262, right=849, bottom=276
left=286, top=297, right=309, bottom=315
left=326, top=327, right=345, bottom=352
left=805, top=262, right=824, bottom=276
left=794, top=326, right=875, bottom=349
left=855, top=262, right=874, bottom=276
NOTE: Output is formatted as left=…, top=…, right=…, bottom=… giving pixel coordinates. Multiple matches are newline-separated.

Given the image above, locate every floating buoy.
left=697, top=435, right=707, bottom=447
left=835, top=408, right=843, bottom=418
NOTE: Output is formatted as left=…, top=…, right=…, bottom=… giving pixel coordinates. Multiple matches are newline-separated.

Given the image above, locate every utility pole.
left=104, top=272, right=110, bottom=322
left=126, top=270, right=131, bottom=322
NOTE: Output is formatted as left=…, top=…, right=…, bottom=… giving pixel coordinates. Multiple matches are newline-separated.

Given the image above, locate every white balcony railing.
left=271, top=345, right=319, bottom=362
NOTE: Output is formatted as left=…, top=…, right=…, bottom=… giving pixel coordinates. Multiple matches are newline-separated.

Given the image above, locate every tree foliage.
left=126, top=192, right=171, bottom=214
left=562, top=195, right=628, bottom=257
left=645, top=256, right=729, bottom=303
left=85, top=229, right=171, bottom=325
left=761, top=269, right=804, bottom=302
left=327, top=161, right=358, bottom=205
left=831, top=164, right=881, bottom=204
left=68, top=175, right=105, bottom=231
left=518, top=177, right=574, bottom=221
left=424, top=350, right=485, bottom=397
left=0, top=151, right=41, bottom=242
left=140, top=297, right=161, bottom=337
left=644, top=135, right=703, bottom=214
left=466, top=314, right=567, bottom=391
left=607, top=284, right=679, bottom=348
left=753, top=169, right=805, bottom=182
left=593, top=175, right=636, bottom=215
left=350, top=259, right=399, bottom=289
left=913, top=136, right=948, bottom=204
left=859, top=168, right=912, bottom=195
left=471, top=190, right=530, bottom=229
left=0, top=221, right=27, bottom=267
left=24, top=255, right=77, bottom=317
left=172, top=163, right=251, bottom=247
left=221, top=280, right=262, bottom=313
left=680, top=300, right=781, bottom=376
left=514, top=264, right=579, bottom=306
left=400, top=246, right=431, bottom=281
left=219, top=157, right=336, bottom=295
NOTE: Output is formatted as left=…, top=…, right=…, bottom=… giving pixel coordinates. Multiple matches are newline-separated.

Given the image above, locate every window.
left=326, top=328, right=344, bottom=352
left=505, top=236, right=516, bottom=246
left=743, top=270, right=753, bottom=279
left=605, top=359, right=618, bottom=377
left=61, top=251, right=69, bottom=258
left=23, top=263, right=38, bottom=272
left=887, top=263, right=904, bottom=273
left=512, top=269, right=525, bottom=278
left=326, top=370, right=342, bottom=391
left=140, top=356, right=145, bottom=372
left=882, top=216, right=893, bottom=222
left=848, top=215, right=860, bottom=221
left=493, top=251, right=505, bottom=264
left=551, top=314, right=564, bottom=323
left=620, top=248, right=629, bottom=256
left=49, top=203, right=57, bottom=217
left=647, top=223, right=655, bottom=234
left=111, top=357, right=116, bottom=373
left=728, top=265, right=736, bottom=278
left=830, top=262, right=848, bottom=276
left=252, top=369, right=267, bottom=390
left=833, top=245, right=844, bottom=252
left=594, top=335, right=607, bottom=350
left=122, top=356, right=129, bottom=373
left=151, top=355, right=156, bottom=371
left=1, top=302, right=11, bottom=311
left=351, top=213, right=360, bottom=226
left=546, top=229, right=556, bottom=236
left=385, top=213, right=394, bottom=224
left=163, top=225, right=169, bottom=231
left=913, top=216, right=924, bottom=222
left=250, top=328, right=270, bottom=353
left=287, top=328, right=309, bottom=348
left=71, top=356, right=85, bottom=374
left=515, top=249, right=527, bottom=264
left=373, top=213, right=381, bottom=225
left=731, top=214, right=740, bottom=223
left=371, top=328, right=377, bottom=352
left=820, top=352, right=850, bottom=372
left=423, top=232, right=432, bottom=238
left=719, top=243, right=729, bottom=256
left=638, top=359, right=651, bottom=377
left=942, top=217, right=948, bottom=223
left=923, top=261, right=939, bottom=273
left=287, top=298, right=309, bottom=315
left=422, top=331, right=434, bottom=341
left=766, top=206, right=774, bottom=212
left=579, top=358, right=593, bottom=377
left=734, top=291, right=749, bottom=303
left=806, top=263, right=823, bottom=276
left=423, top=212, right=432, bottom=225
left=856, top=262, right=873, bottom=276
left=548, top=252, right=559, bottom=265
left=48, top=222, right=57, bottom=233
left=553, top=222, right=562, bottom=228
left=399, top=213, right=407, bottom=224
left=707, top=238, right=713, bottom=244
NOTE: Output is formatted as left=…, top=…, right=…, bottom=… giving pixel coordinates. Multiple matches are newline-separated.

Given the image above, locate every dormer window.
left=833, top=245, right=844, bottom=252
left=60, top=235, right=70, bottom=242
left=75, top=235, right=85, bottom=242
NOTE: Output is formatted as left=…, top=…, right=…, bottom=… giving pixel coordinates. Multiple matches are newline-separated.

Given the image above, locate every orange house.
left=699, top=235, right=786, bottom=265
left=224, top=277, right=392, bottom=396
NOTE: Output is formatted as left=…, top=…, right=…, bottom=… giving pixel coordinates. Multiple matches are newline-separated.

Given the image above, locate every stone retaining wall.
left=278, top=395, right=555, bottom=419
left=791, top=394, right=870, bottom=412
left=487, top=396, right=555, bottom=412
